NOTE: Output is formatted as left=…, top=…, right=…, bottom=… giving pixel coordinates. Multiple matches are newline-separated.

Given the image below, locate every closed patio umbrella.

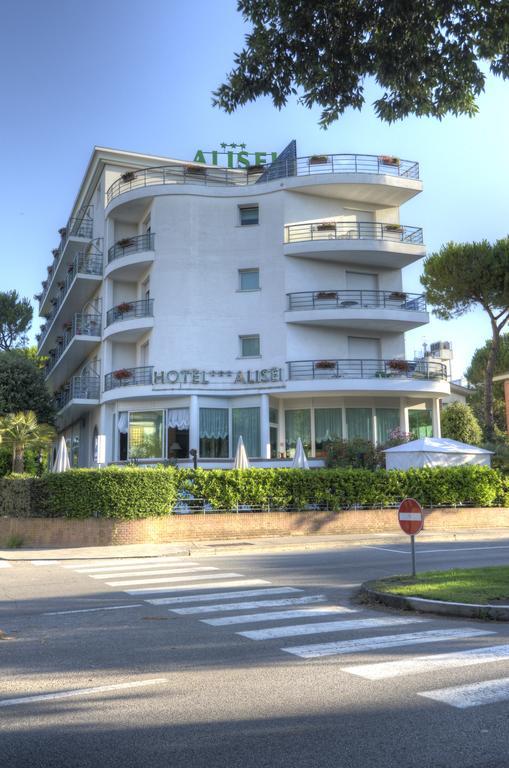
left=292, top=437, right=309, bottom=469
left=52, top=436, right=70, bottom=472
left=233, top=435, right=250, bottom=469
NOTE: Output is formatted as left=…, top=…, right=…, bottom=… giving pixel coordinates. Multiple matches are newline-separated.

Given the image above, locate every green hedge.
left=0, top=465, right=507, bottom=519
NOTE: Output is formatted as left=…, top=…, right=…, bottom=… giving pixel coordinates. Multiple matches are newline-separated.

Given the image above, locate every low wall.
left=1, top=507, right=509, bottom=548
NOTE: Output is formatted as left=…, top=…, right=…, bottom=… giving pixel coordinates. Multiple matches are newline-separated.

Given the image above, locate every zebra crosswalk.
left=60, top=555, right=509, bottom=710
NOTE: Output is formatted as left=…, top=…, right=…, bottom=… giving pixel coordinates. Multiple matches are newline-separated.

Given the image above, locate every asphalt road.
left=2, top=536, right=509, bottom=768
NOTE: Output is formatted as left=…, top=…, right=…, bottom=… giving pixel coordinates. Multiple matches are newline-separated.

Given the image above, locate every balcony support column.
left=431, top=398, right=441, bottom=438
left=399, top=399, right=409, bottom=434
left=260, top=394, right=271, bottom=459
left=189, top=395, right=199, bottom=456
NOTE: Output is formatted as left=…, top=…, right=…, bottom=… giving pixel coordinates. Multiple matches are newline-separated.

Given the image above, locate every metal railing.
left=106, top=299, right=154, bottom=326
left=104, top=365, right=154, bottom=391
left=55, top=376, right=100, bottom=411
left=38, top=251, right=103, bottom=347
left=105, top=153, right=420, bottom=204
left=287, top=359, right=447, bottom=381
left=107, top=233, right=155, bottom=264
left=285, top=221, right=423, bottom=245
left=45, top=314, right=101, bottom=377
left=287, top=290, right=426, bottom=312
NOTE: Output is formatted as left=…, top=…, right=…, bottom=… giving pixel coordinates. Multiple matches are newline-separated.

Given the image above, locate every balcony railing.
left=285, top=221, right=423, bottom=245
left=287, top=359, right=447, bottom=381
left=38, top=251, right=103, bottom=348
left=287, top=290, right=426, bottom=312
left=106, top=299, right=154, bottom=326
left=107, top=233, right=155, bottom=264
left=104, top=365, right=154, bottom=391
left=55, top=376, right=100, bottom=411
left=45, top=314, right=101, bottom=376
left=105, top=154, right=420, bottom=204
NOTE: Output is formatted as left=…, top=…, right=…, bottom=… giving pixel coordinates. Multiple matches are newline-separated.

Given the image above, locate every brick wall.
left=1, top=507, right=508, bottom=548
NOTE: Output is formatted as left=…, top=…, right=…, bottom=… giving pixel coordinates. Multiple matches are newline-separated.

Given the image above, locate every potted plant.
left=316, top=291, right=337, bottom=300
left=121, top=171, right=135, bottom=183
left=34, top=293, right=42, bottom=302
left=47, top=265, right=53, bottom=274
left=384, top=223, right=404, bottom=233
left=316, top=222, right=336, bottom=232
left=118, top=237, right=134, bottom=248
left=63, top=321, right=72, bottom=331
left=378, top=155, right=400, bottom=166
left=58, top=227, right=67, bottom=237
left=315, top=360, right=336, bottom=370
left=67, top=263, right=74, bottom=273
left=117, top=301, right=134, bottom=314
left=388, top=290, right=407, bottom=301
left=309, top=154, right=328, bottom=165
left=185, top=164, right=206, bottom=176
left=52, top=248, right=60, bottom=257
left=247, top=164, right=265, bottom=173
left=388, top=359, right=409, bottom=372
left=113, top=368, right=132, bottom=381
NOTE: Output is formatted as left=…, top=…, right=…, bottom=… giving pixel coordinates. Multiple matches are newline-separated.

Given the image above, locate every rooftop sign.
left=193, top=142, right=278, bottom=169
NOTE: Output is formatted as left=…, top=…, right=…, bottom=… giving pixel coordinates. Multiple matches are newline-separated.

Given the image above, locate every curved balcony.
left=45, top=314, right=101, bottom=388
left=104, top=299, right=154, bottom=342
left=104, top=365, right=154, bottom=392
left=105, top=154, right=421, bottom=210
left=105, top=233, right=155, bottom=280
left=285, top=290, right=428, bottom=332
left=55, top=375, right=100, bottom=426
left=38, top=251, right=103, bottom=354
left=288, top=359, right=446, bottom=382
left=284, top=221, right=424, bottom=268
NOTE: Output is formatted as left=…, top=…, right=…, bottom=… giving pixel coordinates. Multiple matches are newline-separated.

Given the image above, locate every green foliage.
left=325, top=439, right=381, bottom=469
left=466, top=334, right=509, bottom=435
left=0, top=446, right=41, bottom=477
left=1, top=466, right=507, bottom=519
left=0, top=290, right=32, bottom=351
left=213, top=1, right=509, bottom=126
left=0, top=352, right=55, bottom=423
left=0, top=411, right=55, bottom=473
left=5, top=534, right=24, bottom=549
left=441, top=402, right=483, bottom=445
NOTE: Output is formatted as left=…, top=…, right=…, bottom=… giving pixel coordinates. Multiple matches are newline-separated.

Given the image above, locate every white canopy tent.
left=52, top=436, right=71, bottom=473
left=292, top=437, right=310, bottom=469
left=233, top=435, right=250, bottom=469
left=383, top=437, right=493, bottom=470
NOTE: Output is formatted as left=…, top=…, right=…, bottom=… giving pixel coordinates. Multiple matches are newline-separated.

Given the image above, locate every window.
left=239, top=205, right=259, bottom=226
left=376, top=408, right=400, bottom=444
left=285, top=409, right=311, bottom=458
left=346, top=408, right=373, bottom=441
left=315, top=408, right=342, bottom=457
left=409, top=409, right=433, bottom=438
left=167, top=408, right=190, bottom=460
left=128, top=411, right=163, bottom=459
left=200, top=408, right=229, bottom=458
left=240, top=335, right=260, bottom=357
left=232, top=407, right=260, bottom=457
left=239, top=269, right=260, bottom=291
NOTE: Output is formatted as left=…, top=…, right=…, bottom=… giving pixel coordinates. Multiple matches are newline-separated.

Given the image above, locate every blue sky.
left=1, top=0, right=507, bottom=378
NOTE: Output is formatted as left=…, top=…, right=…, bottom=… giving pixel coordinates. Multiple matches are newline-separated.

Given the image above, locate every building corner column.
left=260, top=394, right=270, bottom=459
left=431, top=398, right=441, bottom=438
left=189, top=395, right=199, bottom=454
left=399, top=399, right=409, bottom=434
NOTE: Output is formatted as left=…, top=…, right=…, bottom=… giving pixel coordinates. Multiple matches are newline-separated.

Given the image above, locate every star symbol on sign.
left=220, top=143, right=227, bottom=149
left=230, top=143, right=237, bottom=149
left=239, top=143, right=246, bottom=149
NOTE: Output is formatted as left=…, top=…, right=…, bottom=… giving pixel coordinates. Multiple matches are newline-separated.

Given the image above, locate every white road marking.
left=106, top=572, right=244, bottom=587
left=239, top=616, right=426, bottom=641
left=127, top=579, right=270, bottom=595
left=31, top=560, right=60, bottom=565
left=43, top=604, right=144, bottom=616
left=363, top=546, right=408, bottom=555
left=419, top=677, right=509, bottom=709
left=282, top=628, right=496, bottom=659
left=90, top=566, right=218, bottom=579
left=67, top=558, right=190, bottom=572
left=364, top=544, right=509, bottom=556
left=172, top=595, right=327, bottom=614
left=146, top=587, right=300, bottom=605
left=0, top=678, right=168, bottom=707
left=345, top=644, right=509, bottom=680
left=203, top=606, right=355, bottom=626
left=0, top=561, right=12, bottom=568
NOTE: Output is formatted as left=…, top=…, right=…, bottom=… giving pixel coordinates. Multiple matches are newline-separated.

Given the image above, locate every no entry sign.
left=398, top=498, right=424, bottom=536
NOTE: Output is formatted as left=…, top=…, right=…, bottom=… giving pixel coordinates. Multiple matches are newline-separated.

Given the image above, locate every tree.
left=0, top=351, right=55, bottom=424
left=465, top=334, right=509, bottom=434
left=0, top=290, right=32, bottom=351
left=213, top=1, right=509, bottom=126
left=441, top=402, right=483, bottom=444
left=421, top=238, right=509, bottom=440
left=0, top=411, right=55, bottom=473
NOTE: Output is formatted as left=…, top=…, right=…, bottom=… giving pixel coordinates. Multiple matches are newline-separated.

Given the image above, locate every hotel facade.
left=36, top=141, right=449, bottom=468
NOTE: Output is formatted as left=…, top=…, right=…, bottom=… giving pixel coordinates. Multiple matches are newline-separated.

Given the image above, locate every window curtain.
left=376, top=408, right=400, bottom=444
left=232, top=408, right=260, bottom=457
left=167, top=408, right=190, bottom=430
left=346, top=408, right=373, bottom=440
left=315, top=409, right=342, bottom=443
left=117, top=412, right=128, bottom=434
left=199, top=408, right=228, bottom=439
left=285, top=409, right=311, bottom=455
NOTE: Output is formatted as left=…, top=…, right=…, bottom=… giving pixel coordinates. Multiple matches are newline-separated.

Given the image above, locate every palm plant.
left=0, top=411, right=56, bottom=474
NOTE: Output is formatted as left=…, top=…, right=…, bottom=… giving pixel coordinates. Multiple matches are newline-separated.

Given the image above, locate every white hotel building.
left=36, top=141, right=448, bottom=468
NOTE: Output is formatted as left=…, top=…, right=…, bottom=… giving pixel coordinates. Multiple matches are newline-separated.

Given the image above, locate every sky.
left=1, top=0, right=508, bottom=379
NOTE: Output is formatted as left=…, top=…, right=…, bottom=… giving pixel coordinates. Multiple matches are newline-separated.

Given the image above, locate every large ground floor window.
left=232, top=407, right=260, bottom=457
left=285, top=409, right=311, bottom=458
left=376, top=408, right=400, bottom=444
left=346, top=408, right=373, bottom=441
left=315, top=408, right=342, bottom=457
left=128, top=411, right=164, bottom=460
left=200, top=408, right=229, bottom=458
left=409, top=408, right=432, bottom=437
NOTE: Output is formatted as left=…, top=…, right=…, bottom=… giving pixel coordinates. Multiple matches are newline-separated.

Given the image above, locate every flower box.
left=384, top=224, right=404, bottom=233
left=309, top=155, right=328, bottom=165
left=117, top=302, right=134, bottom=314
left=315, top=360, right=336, bottom=370
left=58, top=227, right=67, bottom=237
left=378, top=156, right=400, bottom=166
left=67, top=264, right=74, bottom=273
left=63, top=322, right=72, bottom=331
left=316, top=291, right=337, bottom=300
left=118, top=237, right=134, bottom=248
left=113, top=368, right=132, bottom=381
left=247, top=164, right=265, bottom=173
left=185, top=165, right=206, bottom=175
left=316, top=222, right=336, bottom=232
left=52, top=248, right=60, bottom=257
left=388, top=291, right=407, bottom=301
left=388, top=359, right=409, bottom=372
left=121, top=171, right=135, bottom=183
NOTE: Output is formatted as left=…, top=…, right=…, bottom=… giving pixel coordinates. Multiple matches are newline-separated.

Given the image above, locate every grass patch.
left=5, top=534, right=24, bottom=549
left=372, top=566, right=509, bottom=604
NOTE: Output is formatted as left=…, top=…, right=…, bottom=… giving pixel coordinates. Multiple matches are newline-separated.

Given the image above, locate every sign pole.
left=398, top=498, right=423, bottom=579
left=411, top=534, right=416, bottom=577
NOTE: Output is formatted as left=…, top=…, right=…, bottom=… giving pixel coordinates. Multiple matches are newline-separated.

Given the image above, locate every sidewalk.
left=1, top=528, right=509, bottom=561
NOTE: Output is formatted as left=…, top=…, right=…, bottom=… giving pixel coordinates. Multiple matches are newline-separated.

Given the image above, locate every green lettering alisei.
left=193, top=150, right=206, bottom=163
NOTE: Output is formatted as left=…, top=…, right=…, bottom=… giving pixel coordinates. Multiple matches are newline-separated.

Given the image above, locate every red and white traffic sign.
left=398, top=498, right=424, bottom=535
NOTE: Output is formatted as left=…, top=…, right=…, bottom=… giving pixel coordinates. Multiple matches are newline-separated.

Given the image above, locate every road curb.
left=360, top=581, right=509, bottom=621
